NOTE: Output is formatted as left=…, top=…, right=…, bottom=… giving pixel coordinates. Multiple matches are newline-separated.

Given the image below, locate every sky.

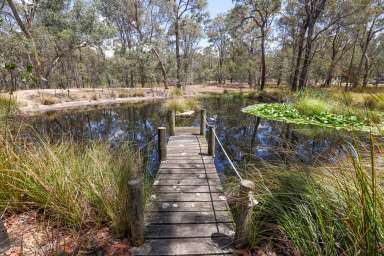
left=200, top=0, right=235, bottom=47
left=207, top=0, right=235, bottom=18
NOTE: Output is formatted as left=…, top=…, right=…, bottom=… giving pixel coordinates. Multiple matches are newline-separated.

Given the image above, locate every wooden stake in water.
left=200, top=109, right=206, bottom=136
left=235, top=179, right=255, bottom=248
left=158, top=127, right=167, bottom=161
left=208, top=126, right=215, bottom=156
left=169, top=111, right=176, bottom=136
left=128, top=178, right=144, bottom=246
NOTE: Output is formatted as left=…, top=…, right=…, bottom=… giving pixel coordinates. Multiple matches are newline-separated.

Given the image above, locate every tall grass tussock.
left=226, top=141, right=384, bottom=255
left=0, top=137, right=140, bottom=236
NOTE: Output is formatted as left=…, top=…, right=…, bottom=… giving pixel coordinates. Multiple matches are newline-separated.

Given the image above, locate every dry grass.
left=39, top=93, right=60, bottom=105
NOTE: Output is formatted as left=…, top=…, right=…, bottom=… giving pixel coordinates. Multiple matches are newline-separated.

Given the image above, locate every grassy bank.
left=226, top=142, right=384, bottom=255
left=0, top=137, right=142, bottom=236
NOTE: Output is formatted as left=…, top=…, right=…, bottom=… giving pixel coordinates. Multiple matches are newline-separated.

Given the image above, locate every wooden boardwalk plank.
left=153, top=185, right=223, bottom=193
left=132, top=127, right=233, bottom=255
left=146, top=211, right=233, bottom=224
left=131, top=238, right=232, bottom=255
left=149, top=201, right=229, bottom=212
left=145, top=223, right=235, bottom=239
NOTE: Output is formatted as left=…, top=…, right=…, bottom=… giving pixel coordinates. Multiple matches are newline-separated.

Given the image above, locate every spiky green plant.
left=0, top=138, right=141, bottom=235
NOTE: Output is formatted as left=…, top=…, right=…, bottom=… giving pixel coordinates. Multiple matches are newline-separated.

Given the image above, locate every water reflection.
left=28, top=96, right=357, bottom=177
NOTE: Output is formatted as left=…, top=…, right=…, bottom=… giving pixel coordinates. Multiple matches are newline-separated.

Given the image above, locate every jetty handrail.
left=205, top=116, right=243, bottom=181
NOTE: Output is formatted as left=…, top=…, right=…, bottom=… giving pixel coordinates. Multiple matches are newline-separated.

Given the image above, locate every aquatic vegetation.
left=0, top=139, right=140, bottom=235
left=162, top=98, right=200, bottom=113
left=294, top=97, right=335, bottom=116
left=242, top=103, right=382, bottom=132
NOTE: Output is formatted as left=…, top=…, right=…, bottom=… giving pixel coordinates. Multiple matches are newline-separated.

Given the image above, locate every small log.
left=200, top=109, right=206, bottom=136
left=168, top=111, right=176, bottom=136
left=0, top=219, right=10, bottom=254
left=128, top=178, right=144, bottom=246
left=208, top=126, right=215, bottom=156
left=235, top=179, right=255, bottom=248
left=158, top=127, right=167, bottom=161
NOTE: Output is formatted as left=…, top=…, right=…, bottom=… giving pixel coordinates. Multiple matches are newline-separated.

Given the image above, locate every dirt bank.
left=4, top=84, right=252, bottom=116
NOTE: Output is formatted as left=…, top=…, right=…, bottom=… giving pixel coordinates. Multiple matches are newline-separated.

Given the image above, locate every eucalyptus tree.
left=158, top=0, right=207, bottom=87
left=1, top=0, right=109, bottom=89
left=206, top=14, right=229, bottom=84
left=234, top=0, right=281, bottom=90
left=353, top=0, right=384, bottom=88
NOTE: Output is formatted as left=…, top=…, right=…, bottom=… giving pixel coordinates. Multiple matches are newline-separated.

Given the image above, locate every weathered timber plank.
left=149, top=201, right=229, bottom=212
left=160, top=163, right=216, bottom=169
left=157, top=173, right=219, bottom=180
left=153, top=185, right=223, bottom=193
left=145, top=223, right=235, bottom=239
left=146, top=211, right=233, bottom=224
left=150, top=192, right=226, bottom=202
left=154, top=179, right=222, bottom=186
left=158, top=168, right=217, bottom=174
left=131, top=237, right=232, bottom=255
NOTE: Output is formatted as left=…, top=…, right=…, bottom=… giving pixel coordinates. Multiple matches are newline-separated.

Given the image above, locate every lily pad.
left=242, top=103, right=382, bottom=133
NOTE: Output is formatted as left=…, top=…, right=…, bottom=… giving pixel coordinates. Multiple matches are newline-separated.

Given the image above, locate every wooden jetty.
left=130, top=110, right=255, bottom=255
left=132, top=126, right=234, bottom=255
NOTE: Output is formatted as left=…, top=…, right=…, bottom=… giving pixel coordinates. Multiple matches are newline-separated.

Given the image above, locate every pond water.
left=28, top=96, right=357, bottom=178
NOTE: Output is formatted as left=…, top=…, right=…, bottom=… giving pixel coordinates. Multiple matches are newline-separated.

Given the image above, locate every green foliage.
left=0, top=139, right=140, bottom=235
left=242, top=103, right=378, bottom=131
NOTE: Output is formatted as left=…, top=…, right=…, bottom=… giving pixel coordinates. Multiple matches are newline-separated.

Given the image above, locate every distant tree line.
left=0, top=0, right=383, bottom=92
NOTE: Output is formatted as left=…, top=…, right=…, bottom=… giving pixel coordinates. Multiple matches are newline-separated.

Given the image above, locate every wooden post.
left=208, top=126, right=215, bottom=157
left=200, top=109, right=206, bottom=136
left=0, top=220, right=10, bottom=254
left=168, top=110, right=176, bottom=136
left=235, top=179, right=255, bottom=248
left=128, top=178, right=144, bottom=246
left=158, top=127, right=167, bottom=161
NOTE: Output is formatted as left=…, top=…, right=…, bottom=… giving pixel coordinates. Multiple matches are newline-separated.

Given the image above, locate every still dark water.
left=27, top=96, right=354, bottom=178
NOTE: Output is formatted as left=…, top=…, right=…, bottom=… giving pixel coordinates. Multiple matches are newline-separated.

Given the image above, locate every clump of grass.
left=39, top=93, right=60, bottom=105
left=364, top=94, right=384, bottom=111
left=294, top=97, right=335, bottom=116
left=0, top=95, right=17, bottom=116
left=162, top=98, right=200, bottom=113
left=229, top=146, right=384, bottom=255
left=0, top=138, right=140, bottom=236
left=341, top=92, right=353, bottom=106
left=170, top=88, right=184, bottom=97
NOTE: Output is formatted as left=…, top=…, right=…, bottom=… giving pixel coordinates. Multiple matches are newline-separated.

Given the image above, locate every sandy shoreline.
left=3, top=85, right=251, bottom=116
